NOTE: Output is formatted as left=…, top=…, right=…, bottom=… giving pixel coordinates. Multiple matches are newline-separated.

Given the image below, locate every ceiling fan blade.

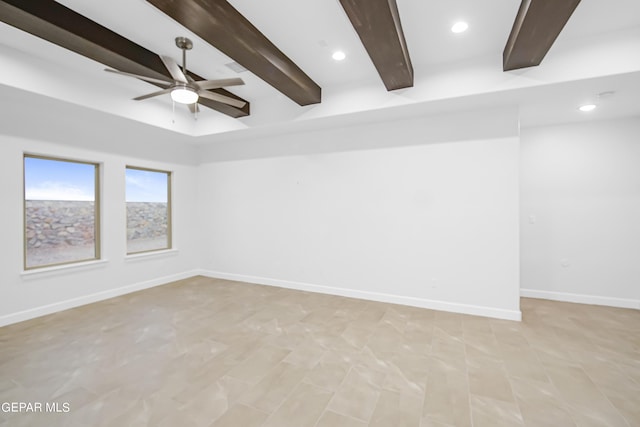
left=105, top=68, right=172, bottom=86
left=160, top=55, right=188, bottom=83
left=198, top=90, right=246, bottom=108
left=188, top=102, right=200, bottom=114
left=133, top=87, right=173, bottom=101
left=195, top=78, right=245, bottom=90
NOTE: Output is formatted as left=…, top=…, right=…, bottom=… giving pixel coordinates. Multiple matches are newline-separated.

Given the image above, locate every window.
left=23, top=155, right=100, bottom=269
left=126, top=167, right=171, bottom=254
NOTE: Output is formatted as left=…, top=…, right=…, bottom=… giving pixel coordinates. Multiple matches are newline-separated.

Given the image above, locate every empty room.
left=1, top=0, right=639, bottom=426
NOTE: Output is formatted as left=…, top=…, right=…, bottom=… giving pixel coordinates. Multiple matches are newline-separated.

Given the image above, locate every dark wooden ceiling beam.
left=147, top=0, right=321, bottom=106
left=503, top=0, right=581, bottom=71
left=0, top=0, right=249, bottom=117
left=338, top=0, right=413, bottom=91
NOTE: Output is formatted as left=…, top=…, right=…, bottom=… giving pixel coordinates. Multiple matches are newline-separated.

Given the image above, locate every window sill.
left=21, top=259, right=109, bottom=279
left=124, top=248, right=179, bottom=262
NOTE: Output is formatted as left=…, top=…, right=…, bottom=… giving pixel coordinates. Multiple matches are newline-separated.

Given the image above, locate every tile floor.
left=0, top=276, right=638, bottom=426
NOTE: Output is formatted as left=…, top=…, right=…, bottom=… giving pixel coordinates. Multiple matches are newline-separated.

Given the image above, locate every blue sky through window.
left=126, top=168, right=168, bottom=203
left=24, top=157, right=95, bottom=201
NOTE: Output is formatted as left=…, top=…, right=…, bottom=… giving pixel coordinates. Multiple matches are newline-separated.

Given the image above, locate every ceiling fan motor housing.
left=175, top=37, right=193, bottom=50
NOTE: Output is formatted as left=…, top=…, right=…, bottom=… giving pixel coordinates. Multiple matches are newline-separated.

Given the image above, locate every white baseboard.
left=0, top=269, right=525, bottom=327
left=201, top=270, right=522, bottom=321
left=0, top=269, right=201, bottom=327
left=520, top=289, right=640, bottom=310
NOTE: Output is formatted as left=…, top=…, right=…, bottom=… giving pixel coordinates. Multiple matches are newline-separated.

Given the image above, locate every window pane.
left=24, top=156, right=99, bottom=269
left=126, top=167, right=171, bottom=253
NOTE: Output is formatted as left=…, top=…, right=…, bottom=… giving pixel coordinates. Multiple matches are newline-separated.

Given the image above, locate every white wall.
left=0, top=104, right=522, bottom=324
left=3, top=89, right=639, bottom=327
left=196, top=108, right=522, bottom=320
left=0, top=127, right=201, bottom=326
left=520, top=117, right=640, bottom=309
left=7, top=102, right=638, bottom=327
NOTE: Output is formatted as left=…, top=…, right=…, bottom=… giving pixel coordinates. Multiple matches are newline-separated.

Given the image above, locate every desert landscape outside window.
left=23, top=155, right=100, bottom=269
left=126, top=166, right=171, bottom=254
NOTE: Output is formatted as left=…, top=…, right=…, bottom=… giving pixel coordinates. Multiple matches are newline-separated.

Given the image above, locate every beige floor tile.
left=420, top=419, right=455, bottom=427
left=616, top=358, right=640, bottom=386
left=300, top=307, right=348, bottom=326
left=567, top=403, right=631, bottom=427
left=281, top=337, right=326, bottom=368
left=462, top=315, right=494, bottom=336
left=262, top=381, right=333, bottom=427
left=433, top=311, right=464, bottom=338
left=470, top=395, right=524, bottom=427
left=492, top=328, right=530, bottom=349
left=316, top=410, right=367, bottom=427
left=178, top=376, right=250, bottom=426
left=466, top=353, right=515, bottom=403
left=327, top=367, right=382, bottom=421
left=510, top=377, right=576, bottom=427
left=406, top=316, right=436, bottom=339
left=580, top=360, right=640, bottom=425
left=208, top=403, right=268, bottom=427
left=430, top=339, right=466, bottom=373
left=366, top=323, right=408, bottom=354
left=351, top=304, right=387, bottom=330
left=66, top=387, right=140, bottom=427
left=463, top=334, right=503, bottom=359
left=1, top=413, right=64, bottom=427
left=369, top=389, right=422, bottom=427
left=358, top=346, right=395, bottom=376
left=238, top=361, right=305, bottom=413
left=51, top=386, right=100, bottom=416
left=0, top=277, right=638, bottom=427
left=422, top=357, right=472, bottom=427
left=304, top=350, right=353, bottom=391
left=264, top=322, right=312, bottom=350
left=339, top=324, right=375, bottom=350
left=606, top=395, right=640, bottom=426
left=517, top=399, right=577, bottom=427
left=380, top=306, right=410, bottom=333
left=383, top=352, right=430, bottom=396
left=225, top=344, right=290, bottom=384
left=500, top=346, right=550, bottom=384
left=402, top=328, right=433, bottom=355
left=544, top=364, right=611, bottom=409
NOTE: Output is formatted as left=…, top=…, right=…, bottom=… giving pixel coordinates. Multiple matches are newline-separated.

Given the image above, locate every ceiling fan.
left=105, top=37, right=245, bottom=114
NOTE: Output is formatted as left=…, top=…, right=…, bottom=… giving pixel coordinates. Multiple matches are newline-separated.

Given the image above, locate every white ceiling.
left=0, top=0, right=639, bottom=138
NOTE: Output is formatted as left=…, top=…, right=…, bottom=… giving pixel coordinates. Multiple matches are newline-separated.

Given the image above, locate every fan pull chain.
left=172, top=99, right=176, bottom=124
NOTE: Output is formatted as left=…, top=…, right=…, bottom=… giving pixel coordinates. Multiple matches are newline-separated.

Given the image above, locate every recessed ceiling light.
left=332, top=51, right=346, bottom=61
left=579, top=104, right=597, bottom=112
left=451, top=21, right=469, bottom=33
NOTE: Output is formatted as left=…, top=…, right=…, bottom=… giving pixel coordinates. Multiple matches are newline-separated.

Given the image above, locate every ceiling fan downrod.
left=175, top=36, right=193, bottom=74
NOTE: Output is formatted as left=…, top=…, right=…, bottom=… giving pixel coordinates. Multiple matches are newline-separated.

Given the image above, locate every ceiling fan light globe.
left=171, top=87, right=199, bottom=104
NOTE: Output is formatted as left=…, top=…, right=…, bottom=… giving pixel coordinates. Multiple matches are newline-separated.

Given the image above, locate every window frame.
left=125, top=165, right=172, bottom=255
left=23, top=154, right=101, bottom=270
